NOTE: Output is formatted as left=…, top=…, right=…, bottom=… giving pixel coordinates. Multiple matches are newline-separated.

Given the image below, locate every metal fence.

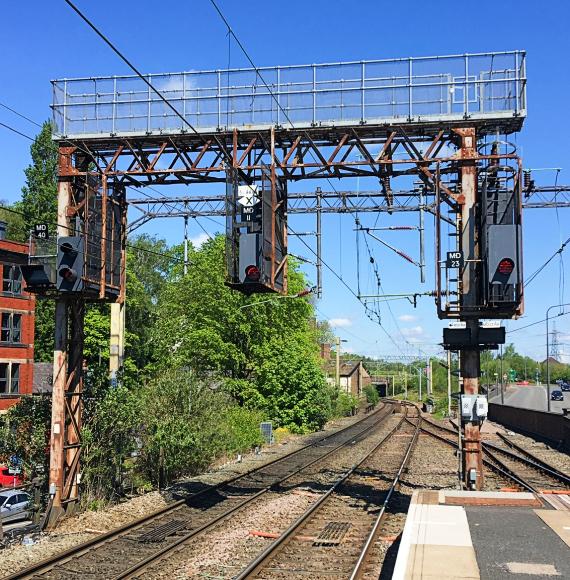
left=52, top=51, right=526, bottom=139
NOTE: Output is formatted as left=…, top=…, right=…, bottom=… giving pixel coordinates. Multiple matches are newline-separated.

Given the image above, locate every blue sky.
left=1, top=1, right=570, bottom=361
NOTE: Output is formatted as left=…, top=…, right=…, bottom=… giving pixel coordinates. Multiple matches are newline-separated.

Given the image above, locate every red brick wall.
left=0, top=239, right=36, bottom=412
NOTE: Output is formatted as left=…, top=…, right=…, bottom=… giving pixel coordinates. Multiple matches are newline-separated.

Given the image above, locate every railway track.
left=482, top=440, right=570, bottom=492
left=412, top=416, right=533, bottom=491
left=4, top=403, right=397, bottom=580
left=233, top=404, right=421, bottom=579
left=418, top=414, right=570, bottom=493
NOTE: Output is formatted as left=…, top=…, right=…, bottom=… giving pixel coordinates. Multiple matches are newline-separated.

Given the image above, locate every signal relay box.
left=460, top=395, right=488, bottom=422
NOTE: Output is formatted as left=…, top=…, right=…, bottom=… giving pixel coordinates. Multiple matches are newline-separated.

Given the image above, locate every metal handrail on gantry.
left=51, top=51, right=526, bottom=140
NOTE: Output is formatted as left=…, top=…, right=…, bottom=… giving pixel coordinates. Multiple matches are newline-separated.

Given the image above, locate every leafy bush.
left=138, top=369, right=267, bottom=485
left=364, top=384, right=380, bottom=407
left=217, top=405, right=265, bottom=454
left=0, top=395, right=51, bottom=483
left=273, top=426, right=292, bottom=443
left=331, top=389, right=358, bottom=417
left=81, top=385, right=142, bottom=504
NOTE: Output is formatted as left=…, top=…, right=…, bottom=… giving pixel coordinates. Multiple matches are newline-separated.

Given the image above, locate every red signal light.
left=497, top=258, right=514, bottom=275
left=245, top=265, right=261, bottom=281
left=59, top=267, right=77, bottom=282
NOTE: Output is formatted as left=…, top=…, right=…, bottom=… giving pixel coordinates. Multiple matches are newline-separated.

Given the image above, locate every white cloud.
left=190, top=232, right=210, bottom=248
left=398, top=314, right=418, bottom=322
left=401, top=325, right=425, bottom=337
left=329, top=318, right=352, bottom=328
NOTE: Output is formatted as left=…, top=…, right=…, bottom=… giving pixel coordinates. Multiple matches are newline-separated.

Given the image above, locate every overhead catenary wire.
left=0, top=100, right=208, bottom=261
left=1, top=98, right=194, bottom=221
left=0, top=121, right=34, bottom=141
left=525, top=234, right=570, bottom=287
left=208, top=0, right=407, bottom=353
left=506, top=310, right=570, bottom=335
left=289, top=223, right=407, bottom=355
left=63, top=0, right=200, bottom=138
left=0, top=102, right=42, bottom=128
left=0, top=202, right=188, bottom=267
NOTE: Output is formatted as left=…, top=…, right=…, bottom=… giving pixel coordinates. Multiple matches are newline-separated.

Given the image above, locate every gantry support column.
left=456, top=127, right=484, bottom=490
left=109, top=302, right=125, bottom=384
left=47, top=152, right=86, bottom=528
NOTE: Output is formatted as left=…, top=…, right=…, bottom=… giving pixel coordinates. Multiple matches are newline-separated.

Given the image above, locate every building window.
left=11, top=364, right=19, bottom=393
left=0, top=362, right=19, bottom=394
left=2, top=265, right=22, bottom=295
left=0, top=313, right=22, bottom=344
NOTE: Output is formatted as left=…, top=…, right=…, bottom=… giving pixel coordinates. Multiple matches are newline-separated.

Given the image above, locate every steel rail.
left=234, top=405, right=418, bottom=580
left=428, top=416, right=568, bottom=488
left=482, top=441, right=570, bottom=488
left=497, top=432, right=570, bottom=482
left=349, top=406, right=421, bottom=579
left=413, top=420, right=536, bottom=492
left=481, top=446, right=537, bottom=493
left=6, top=403, right=393, bottom=580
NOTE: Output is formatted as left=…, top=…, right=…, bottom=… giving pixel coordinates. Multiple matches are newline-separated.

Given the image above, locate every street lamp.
left=546, top=302, right=570, bottom=412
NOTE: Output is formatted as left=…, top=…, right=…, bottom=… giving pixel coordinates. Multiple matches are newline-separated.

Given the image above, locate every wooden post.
left=47, top=176, right=71, bottom=526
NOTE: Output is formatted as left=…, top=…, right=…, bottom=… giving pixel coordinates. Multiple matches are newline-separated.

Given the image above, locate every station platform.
left=393, top=490, right=570, bottom=579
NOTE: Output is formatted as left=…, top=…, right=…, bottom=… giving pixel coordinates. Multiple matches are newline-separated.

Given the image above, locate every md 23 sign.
left=446, top=251, right=464, bottom=269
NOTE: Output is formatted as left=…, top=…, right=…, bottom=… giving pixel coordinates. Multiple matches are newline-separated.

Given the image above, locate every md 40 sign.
left=33, top=223, right=49, bottom=239
left=446, top=251, right=464, bottom=269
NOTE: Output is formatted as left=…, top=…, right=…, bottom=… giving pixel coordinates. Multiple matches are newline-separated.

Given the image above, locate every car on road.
left=550, top=390, right=564, bottom=401
left=561, top=382, right=570, bottom=392
left=0, top=490, right=31, bottom=523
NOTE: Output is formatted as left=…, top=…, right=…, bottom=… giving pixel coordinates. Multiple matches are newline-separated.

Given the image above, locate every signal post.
left=458, top=128, right=485, bottom=490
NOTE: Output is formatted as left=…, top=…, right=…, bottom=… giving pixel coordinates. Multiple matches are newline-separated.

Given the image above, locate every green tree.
left=152, top=235, right=331, bottom=432
left=124, top=235, right=175, bottom=372
left=0, top=204, right=26, bottom=242
left=13, top=122, right=59, bottom=360
left=20, top=121, right=58, bottom=233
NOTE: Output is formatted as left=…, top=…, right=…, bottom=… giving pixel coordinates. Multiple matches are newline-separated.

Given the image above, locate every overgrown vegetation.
left=363, top=384, right=380, bottom=407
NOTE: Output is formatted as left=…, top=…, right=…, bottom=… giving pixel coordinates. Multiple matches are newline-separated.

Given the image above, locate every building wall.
left=0, top=239, right=35, bottom=412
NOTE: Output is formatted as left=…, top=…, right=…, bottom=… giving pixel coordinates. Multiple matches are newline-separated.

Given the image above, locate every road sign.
left=449, top=321, right=467, bottom=329
left=446, top=250, right=464, bottom=269
left=33, top=223, right=49, bottom=239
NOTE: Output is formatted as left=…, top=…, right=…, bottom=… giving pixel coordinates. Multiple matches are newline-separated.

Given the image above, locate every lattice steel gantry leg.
left=47, top=147, right=127, bottom=527
left=455, top=127, right=484, bottom=491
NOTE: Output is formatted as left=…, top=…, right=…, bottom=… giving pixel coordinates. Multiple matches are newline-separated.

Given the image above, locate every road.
left=488, top=384, right=569, bottom=414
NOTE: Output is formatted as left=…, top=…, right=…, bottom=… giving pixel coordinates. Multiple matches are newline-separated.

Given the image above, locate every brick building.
left=0, top=223, right=35, bottom=412
left=320, top=343, right=371, bottom=398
